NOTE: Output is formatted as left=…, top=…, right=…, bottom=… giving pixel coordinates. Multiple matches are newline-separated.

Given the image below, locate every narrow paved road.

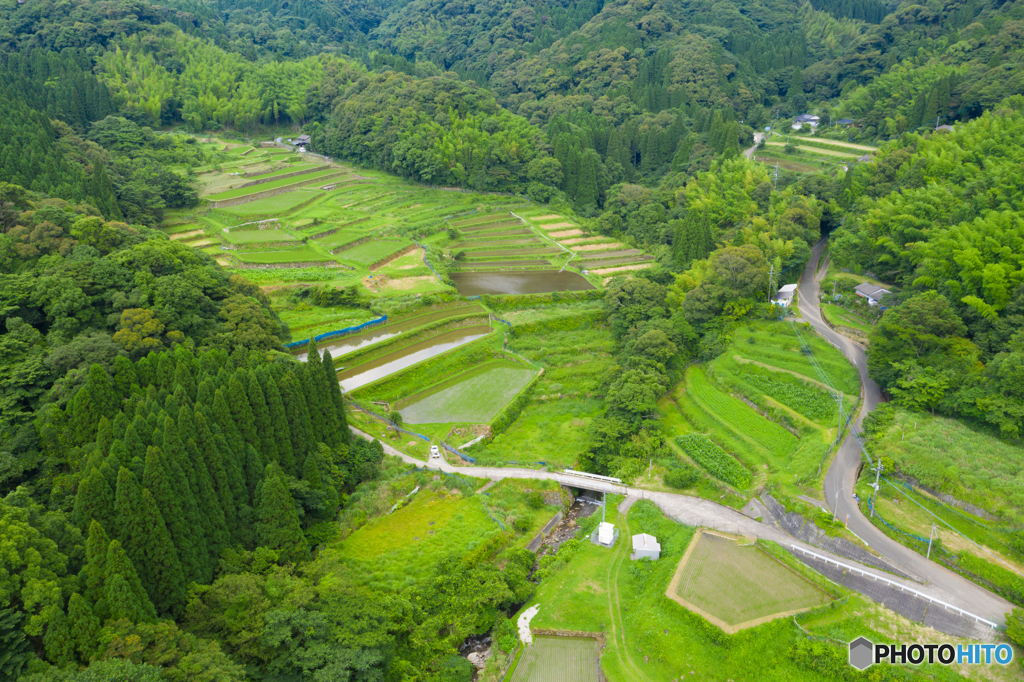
left=345, top=242, right=1013, bottom=625
left=799, top=240, right=1012, bottom=625
left=351, top=422, right=1010, bottom=624
left=744, top=132, right=764, bottom=160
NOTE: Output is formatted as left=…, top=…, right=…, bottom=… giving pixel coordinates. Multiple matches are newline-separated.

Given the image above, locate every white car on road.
left=430, top=445, right=441, bottom=459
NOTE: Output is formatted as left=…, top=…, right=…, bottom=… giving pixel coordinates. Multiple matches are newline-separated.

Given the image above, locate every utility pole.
left=832, top=280, right=838, bottom=301
left=773, top=162, right=779, bottom=190
left=834, top=393, right=843, bottom=445
left=767, top=263, right=775, bottom=302
left=602, top=489, right=606, bottom=524
left=870, top=460, right=883, bottom=518
left=833, top=488, right=840, bottom=523
left=927, top=523, right=936, bottom=559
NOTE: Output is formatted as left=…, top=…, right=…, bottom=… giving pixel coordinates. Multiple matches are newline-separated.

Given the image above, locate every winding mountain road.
left=800, top=241, right=1012, bottom=625
left=348, top=241, right=1013, bottom=625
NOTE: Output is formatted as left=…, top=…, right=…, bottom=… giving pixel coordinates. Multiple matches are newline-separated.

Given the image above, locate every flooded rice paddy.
left=450, top=270, right=596, bottom=296
left=338, top=325, right=492, bottom=392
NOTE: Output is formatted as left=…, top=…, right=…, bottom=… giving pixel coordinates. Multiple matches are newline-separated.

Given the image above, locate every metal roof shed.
left=631, top=533, right=660, bottom=561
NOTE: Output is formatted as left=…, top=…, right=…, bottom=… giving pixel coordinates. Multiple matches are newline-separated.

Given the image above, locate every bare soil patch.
left=560, top=237, right=608, bottom=245
left=589, top=264, right=652, bottom=275
left=382, top=275, right=437, bottom=291
left=549, top=229, right=584, bottom=238
left=575, top=242, right=624, bottom=252
left=533, top=214, right=562, bottom=220
left=541, top=222, right=576, bottom=230
left=170, top=229, right=204, bottom=240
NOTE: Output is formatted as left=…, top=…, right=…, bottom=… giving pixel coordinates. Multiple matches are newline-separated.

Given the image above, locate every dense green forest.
left=3, top=0, right=1024, bottom=677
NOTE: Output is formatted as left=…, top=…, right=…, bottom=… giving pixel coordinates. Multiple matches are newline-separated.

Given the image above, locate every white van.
left=430, top=445, right=441, bottom=459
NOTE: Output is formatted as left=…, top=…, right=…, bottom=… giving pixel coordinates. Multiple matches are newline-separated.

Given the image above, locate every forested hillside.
left=3, top=0, right=1024, bottom=677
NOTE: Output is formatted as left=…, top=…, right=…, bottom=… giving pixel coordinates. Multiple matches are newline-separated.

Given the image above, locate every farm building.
left=791, top=114, right=820, bottom=130
left=631, top=533, right=660, bottom=561
left=838, top=118, right=855, bottom=126
left=775, top=283, right=798, bottom=307
left=592, top=522, right=619, bottom=548
left=294, top=134, right=312, bottom=148
left=934, top=124, right=955, bottom=133
left=854, top=282, right=891, bottom=306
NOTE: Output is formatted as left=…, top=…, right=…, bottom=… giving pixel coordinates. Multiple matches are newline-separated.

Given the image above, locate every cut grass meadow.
left=672, top=532, right=830, bottom=629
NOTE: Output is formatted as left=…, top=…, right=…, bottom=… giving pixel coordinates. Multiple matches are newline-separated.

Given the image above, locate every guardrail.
left=285, top=315, right=388, bottom=349
left=563, top=469, right=622, bottom=484
left=440, top=441, right=475, bottom=464
left=789, top=545, right=998, bottom=629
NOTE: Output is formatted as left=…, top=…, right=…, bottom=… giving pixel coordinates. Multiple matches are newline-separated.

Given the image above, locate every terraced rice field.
left=672, top=532, right=828, bottom=630
left=217, top=190, right=325, bottom=216
left=337, top=326, right=492, bottom=392
left=397, top=363, right=537, bottom=424
left=207, top=168, right=342, bottom=200
left=296, top=304, right=487, bottom=360
left=337, top=240, right=409, bottom=264
left=463, top=247, right=560, bottom=258
left=224, top=229, right=299, bottom=243
left=450, top=271, right=595, bottom=296
left=235, top=248, right=335, bottom=263
left=509, top=637, right=599, bottom=682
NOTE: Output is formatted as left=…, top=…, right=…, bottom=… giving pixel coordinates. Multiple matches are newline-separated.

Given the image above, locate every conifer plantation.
left=62, top=342, right=361, bottom=614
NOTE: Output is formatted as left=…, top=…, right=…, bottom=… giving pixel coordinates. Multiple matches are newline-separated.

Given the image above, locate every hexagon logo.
left=849, top=637, right=874, bottom=670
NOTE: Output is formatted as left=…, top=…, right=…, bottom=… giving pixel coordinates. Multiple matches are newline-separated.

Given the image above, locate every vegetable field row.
left=677, top=434, right=752, bottom=487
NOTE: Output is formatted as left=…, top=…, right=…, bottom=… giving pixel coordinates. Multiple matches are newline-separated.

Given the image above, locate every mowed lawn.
left=398, top=364, right=537, bottom=424
left=509, top=637, right=599, bottom=682
left=676, top=533, right=828, bottom=626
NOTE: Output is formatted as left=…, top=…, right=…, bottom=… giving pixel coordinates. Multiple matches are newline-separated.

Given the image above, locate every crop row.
left=688, top=369, right=799, bottom=461
left=232, top=267, right=340, bottom=283
left=739, top=371, right=837, bottom=422
left=677, top=435, right=751, bottom=487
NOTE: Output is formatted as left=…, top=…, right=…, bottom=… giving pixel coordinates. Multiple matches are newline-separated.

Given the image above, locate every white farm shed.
left=592, top=522, right=619, bottom=548
left=776, top=283, right=798, bottom=306
left=632, top=533, right=660, bottom=561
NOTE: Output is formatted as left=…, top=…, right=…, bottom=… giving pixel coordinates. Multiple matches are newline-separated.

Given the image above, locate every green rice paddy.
left=397, top=363, right=537, bottom=424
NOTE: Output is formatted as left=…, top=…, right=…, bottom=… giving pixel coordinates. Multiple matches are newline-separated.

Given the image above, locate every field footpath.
left=349, top=421, right=1012, bottom=628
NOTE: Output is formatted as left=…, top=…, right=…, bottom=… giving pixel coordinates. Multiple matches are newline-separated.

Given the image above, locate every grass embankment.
left=852, top=408, right=1024, bottom=595
left=821, top=303, right=873, bottom=336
